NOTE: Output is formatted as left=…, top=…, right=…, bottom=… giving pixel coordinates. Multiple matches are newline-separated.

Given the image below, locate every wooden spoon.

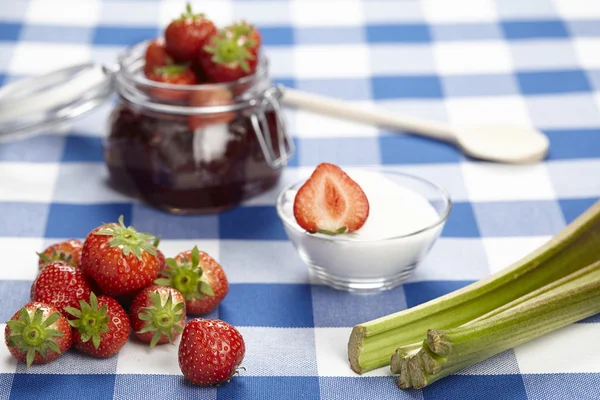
left=281, top=87, right=549, bottom=164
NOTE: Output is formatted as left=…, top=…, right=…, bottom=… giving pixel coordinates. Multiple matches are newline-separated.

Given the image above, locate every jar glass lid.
left=0, top=63, right=113, bottom=143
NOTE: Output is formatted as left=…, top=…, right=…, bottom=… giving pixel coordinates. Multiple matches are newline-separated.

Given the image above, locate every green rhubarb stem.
left=395, top=262, right=600, bottom=389
left=390, top=341, right=422, bottom=374
left=348, top=199, right=600, bottom=374
left=465, top=259, right=600, bottom=326
left=429, top=263, right=600, bottom=359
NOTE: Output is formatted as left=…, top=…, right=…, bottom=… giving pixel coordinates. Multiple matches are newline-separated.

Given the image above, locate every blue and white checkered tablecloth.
left=2, top=0, right=600, bottom=399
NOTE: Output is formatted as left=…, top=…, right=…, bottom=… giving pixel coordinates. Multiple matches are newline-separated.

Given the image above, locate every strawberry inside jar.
left=104, top=38, right=294, bottom=214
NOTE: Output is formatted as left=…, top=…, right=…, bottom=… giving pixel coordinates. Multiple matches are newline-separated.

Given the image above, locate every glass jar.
left=104, top=41, right=294, bottom=214
left=0, top=40, right=294, bottom=214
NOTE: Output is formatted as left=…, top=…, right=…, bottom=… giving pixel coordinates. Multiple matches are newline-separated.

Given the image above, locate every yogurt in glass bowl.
left=276, top=167, right=452, bottom=293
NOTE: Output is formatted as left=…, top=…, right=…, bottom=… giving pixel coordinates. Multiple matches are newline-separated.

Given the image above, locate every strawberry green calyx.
left=37, top=248, right=75, bottom=267
left=93, top=215, right=157, bottom=259
left=65, top=293, right=109, bottom=350
left=203, top=32, right=255, bottom=72
left=316, top=227, right=349, bottom=236
left=155, top=246, right=215, bottom=301
left=227, top=21, right=257, bottom=45
left=6, top=308, right=64, bottom=367
left=137, top=291, right=185, bottom=348
left=178, top=2, right=205, bottom=21
left=154, top=60, right=190, bottom=77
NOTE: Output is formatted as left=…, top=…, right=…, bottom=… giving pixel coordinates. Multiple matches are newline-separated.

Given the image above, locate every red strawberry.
left=147, top=63, right=198, bottom=102
left=80, top=215, right=159, bottom=297
left=5, top=302, right=72, bottom=367
left=188, top=86, right=235, bottom=130
left=293, top=163, right=370, bottom=234
left=65, top=293, right=130, bottom=358
left=164, top=3, right=217, bottom=63
left=199, top=28, right=258, bottom=83
left=178, top=318, right=245, bottom=385
left=225, top=20, right=262, bottom=53
left=144, top=38, right=173, bottom=76
left=30, top=262, right=93, bottom=317
left=37, top=239, right=83, bottom=271
left=129, top=285, right=186, bottom=348
left=155, top=246, right=228, bottom=315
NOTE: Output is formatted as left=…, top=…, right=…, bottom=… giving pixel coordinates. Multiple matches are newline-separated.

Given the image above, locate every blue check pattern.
left=1, top=0, right=600, bottom=399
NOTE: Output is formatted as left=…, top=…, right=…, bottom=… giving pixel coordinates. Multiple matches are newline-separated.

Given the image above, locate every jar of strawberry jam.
left=104, top=41, right=294, bottom=214
left=0, top=40, right=294, bottom=214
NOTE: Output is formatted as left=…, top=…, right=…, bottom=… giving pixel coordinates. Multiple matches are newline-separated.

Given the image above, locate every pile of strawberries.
left=146, top=3, right=261, bottom=85
left=4, top=216, right=245, bottom=387
left=142, top=3, right=262, bottom=129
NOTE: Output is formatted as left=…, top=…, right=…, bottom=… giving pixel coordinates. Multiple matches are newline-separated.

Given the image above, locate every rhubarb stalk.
left=394, top=260, right=600, bottom=388
left=348, top=200, right=600, bottom=374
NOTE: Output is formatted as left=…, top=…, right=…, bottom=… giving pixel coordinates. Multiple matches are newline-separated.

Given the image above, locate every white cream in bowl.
left=277, top=169, right=450, bottom=292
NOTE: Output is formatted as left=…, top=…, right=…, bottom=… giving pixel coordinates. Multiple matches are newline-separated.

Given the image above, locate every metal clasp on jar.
left=251, top=86, right=295, bottom=169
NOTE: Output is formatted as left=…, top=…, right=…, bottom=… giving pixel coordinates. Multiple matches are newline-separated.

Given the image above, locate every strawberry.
left=129, top=285, right=186, bottom=348
left=178, top=318, right=245, bottom=385
left=293, top=163, right=370, bottom=234
left=65, top=293, right=130, bottom=358
left=37, top=239, right=83, bottom=271
left=144, top=38, right=173, bottom=76
left=225, top=20, right=262, bottom=54
left=155, top=246, right=228, bottom=315
left=146, top=62, right=198, bottom=102
left=146, top=63, right=198, bottom=86
left=188, top=86, right=235, bottom=130
left=4, top=302, right=72, bottom=367
left=164, top=3, right=217, bottom=63
left=30, top=262, right=93, bottom=317
left=80, top=215, right=159, bottom=297
left=199, top=28, right=259, bottom=83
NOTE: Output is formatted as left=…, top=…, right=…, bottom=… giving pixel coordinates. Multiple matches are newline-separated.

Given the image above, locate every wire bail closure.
left=251, top=85, right=295, bottom=169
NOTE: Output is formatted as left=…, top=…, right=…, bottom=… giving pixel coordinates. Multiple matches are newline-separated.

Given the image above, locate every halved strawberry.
left=293, top=163, right=369, bottom=234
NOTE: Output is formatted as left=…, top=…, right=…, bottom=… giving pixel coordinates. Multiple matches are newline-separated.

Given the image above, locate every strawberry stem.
left=6, top=307, right=65, bottom=367
left=154, top=246, right=214, bottom=302
left=136, top=291, right=185, bottom=348
left=203, top=31, right=255, bottom=72
left=94, top=215, right=157, bottom=259
left=37, top=248, right=75, bottom=268
left=178, top=2, right=205, bottom=20
left=227, top=21, right=257, bottom=45
left=154, top=60, right=190, bottom=77
left=316, top=227, right=349, bottom=236
left=65, top=293, right=109, bottom=350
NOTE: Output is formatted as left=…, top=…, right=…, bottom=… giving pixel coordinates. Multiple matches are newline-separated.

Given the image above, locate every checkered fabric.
left=1, top=0, right=600, bottom=398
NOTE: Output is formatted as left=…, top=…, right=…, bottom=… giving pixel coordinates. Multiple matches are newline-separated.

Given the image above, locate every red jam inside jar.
left=103, top=41, right=293, bottom=214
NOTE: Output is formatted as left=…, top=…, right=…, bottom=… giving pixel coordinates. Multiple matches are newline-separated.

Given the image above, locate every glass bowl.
left=275, top=168, right=452, bottom=293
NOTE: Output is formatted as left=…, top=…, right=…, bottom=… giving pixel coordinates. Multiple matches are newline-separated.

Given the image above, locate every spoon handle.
left=280, top=87, right=456, bottom=143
